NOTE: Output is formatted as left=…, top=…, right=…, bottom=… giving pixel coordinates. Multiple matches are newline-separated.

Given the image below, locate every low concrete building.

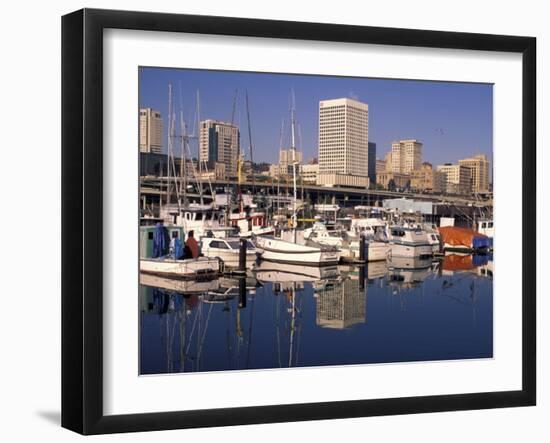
left=376, top=171, right=410, bottom=190
left=300, top=163, right=319, bottom=184
left=437, top=163, right=472, bottom=195
left=317, top=172, right=370, bottom=188
left=410, top=162, right=446, bottom=193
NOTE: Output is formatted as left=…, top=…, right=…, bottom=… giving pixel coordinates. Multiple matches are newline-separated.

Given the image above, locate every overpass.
left=140, top=176, right=493, bottom=209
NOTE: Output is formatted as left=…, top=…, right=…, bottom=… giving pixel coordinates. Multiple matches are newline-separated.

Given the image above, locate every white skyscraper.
left=318, top=98, right=369, bottom=178
left=139, top=108, right=163, bottom=154
left=391, top=139, right=422, bottom=174
left=199, top=119, right=240, bottom=178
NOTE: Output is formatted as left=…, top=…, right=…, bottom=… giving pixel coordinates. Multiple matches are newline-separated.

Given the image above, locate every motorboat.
left=200, top=237, right=260, bottom=268
left=387, top=226, right=433, bottom=258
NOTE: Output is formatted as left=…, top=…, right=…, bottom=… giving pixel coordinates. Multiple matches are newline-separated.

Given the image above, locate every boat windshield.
left=226, top=240, right=255, bottom=250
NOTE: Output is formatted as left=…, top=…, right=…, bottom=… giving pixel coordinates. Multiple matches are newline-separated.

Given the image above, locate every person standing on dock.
left=185, top=230, right=199, bottom=258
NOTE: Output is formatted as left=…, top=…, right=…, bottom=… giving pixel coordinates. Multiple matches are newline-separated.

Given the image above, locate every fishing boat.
left=201, top=237, right=260, bottom=268
left=386, top=226, right=433, bottom=259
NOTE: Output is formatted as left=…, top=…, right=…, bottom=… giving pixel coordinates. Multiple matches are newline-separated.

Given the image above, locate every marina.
left=137, top=69, right=495, bottom=375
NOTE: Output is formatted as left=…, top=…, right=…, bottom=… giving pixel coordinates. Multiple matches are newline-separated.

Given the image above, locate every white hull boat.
left=387, top=226, right=433, bottom=259
left=200, top=237, right=260, bottom=268
left=140, top=256, right=221, bottom=279
left=339, top=239, right=389, bottom=262
left=254, top=234, right=339, bottom=266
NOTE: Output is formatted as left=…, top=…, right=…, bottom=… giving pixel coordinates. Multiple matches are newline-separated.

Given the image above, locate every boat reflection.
left=139, top=251, right=493, bottom=374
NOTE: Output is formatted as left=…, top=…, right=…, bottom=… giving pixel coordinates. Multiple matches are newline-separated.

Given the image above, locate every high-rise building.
left=459, top=154, right=490, bottom=193
left=139, top=108, right=163, bottom=154
left=368, top=142, right=377, bottom=184
left=437, top=163, right=472, bottom=195
left=318, top=98, right=369, bottom=179
left=199, top=120, right=240, bottom=178
left=391, top=139, right=422, bottom=174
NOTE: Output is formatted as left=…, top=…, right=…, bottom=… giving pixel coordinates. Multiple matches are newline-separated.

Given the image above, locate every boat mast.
left=245, top=90, right=256, bottom=196
left=196, top=90, right=204, bottom=206
left=290, top=90, right=298, bottom=238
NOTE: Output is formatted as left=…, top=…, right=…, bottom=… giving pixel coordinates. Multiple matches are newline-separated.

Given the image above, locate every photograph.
left=138, top=67, right=494, bottom=375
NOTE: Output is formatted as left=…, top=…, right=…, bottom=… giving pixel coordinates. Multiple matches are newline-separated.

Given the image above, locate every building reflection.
left=314, top=271, right=366, bottom=329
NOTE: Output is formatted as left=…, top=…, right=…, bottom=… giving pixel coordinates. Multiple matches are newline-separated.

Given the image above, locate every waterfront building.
left=317, top=172, right=370, bottom=188
left=315, top=277, right=366, bottom=329
left=139, top=108, right=163, bottom=154
left=376, top=171, right=411, bottom=190
left=199, top=119, right=240, bottom=178
left=437, top=163, right=473, bottom=195
left=368, top=142, right=377, bottom=184
left=391, top=139, right=422, bottom=174
left=410, top=162, right=446, bottom=193
left=318, top=97, right=369, bottom=183
left=459, top=154, right=490, bottom=193
left=301, top=163, right=319, bottom=184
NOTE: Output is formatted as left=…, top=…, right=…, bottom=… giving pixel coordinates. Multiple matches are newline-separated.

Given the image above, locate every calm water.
left=139, top=254, right=493, bottom=375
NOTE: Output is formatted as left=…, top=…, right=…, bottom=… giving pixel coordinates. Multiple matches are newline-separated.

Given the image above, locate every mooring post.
left=359, top=235, right=366, bottom=262
left=359, top=264, right=365, bottom=291
left=238, top=237, right=247, bottom=274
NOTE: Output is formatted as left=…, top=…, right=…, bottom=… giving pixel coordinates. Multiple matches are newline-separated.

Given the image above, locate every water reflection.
left=140, top=254, right=493, bottom=374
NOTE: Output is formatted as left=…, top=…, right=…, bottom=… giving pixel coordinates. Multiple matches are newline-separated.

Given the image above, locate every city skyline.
left=139, top=67, right=493, bottom=169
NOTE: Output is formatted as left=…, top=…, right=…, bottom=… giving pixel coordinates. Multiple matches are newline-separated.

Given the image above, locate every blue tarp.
left=472, top=235, right=491, bottom=250
left=152, top=223, right=170, bottom=258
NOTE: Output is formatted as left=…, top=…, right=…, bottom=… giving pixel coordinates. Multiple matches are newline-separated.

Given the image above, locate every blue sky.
left=139, top=67, right=493, bottom=167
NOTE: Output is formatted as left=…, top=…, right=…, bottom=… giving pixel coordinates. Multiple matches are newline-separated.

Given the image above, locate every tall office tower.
left=367, top=142, right=377, bottom=184
left=199, top=119, right=240, bottom=178
left=459, top=154, right=490, bottom=193
left=391, top=139, right=423, bottom=174
left=139, top=108, right=163, bottom=154
left=318, top=98, right=369, bottom=177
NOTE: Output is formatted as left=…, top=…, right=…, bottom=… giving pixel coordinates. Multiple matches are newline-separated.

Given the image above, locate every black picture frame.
left=62, top=8, right=536, bottom=435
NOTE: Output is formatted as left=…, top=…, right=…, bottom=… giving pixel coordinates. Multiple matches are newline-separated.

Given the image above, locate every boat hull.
left=255, top=237, right=339, bottom=266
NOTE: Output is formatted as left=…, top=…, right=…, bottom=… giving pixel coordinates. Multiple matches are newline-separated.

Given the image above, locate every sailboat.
left=254, top=92, right=339, bottom=266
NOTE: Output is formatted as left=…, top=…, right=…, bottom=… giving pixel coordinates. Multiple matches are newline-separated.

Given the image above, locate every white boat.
left=160, top=203, right=225, bottom=238
left=423, top=223, right=442, bottom=254
left=228, top=210, right=275, bottom=237
left=140, top=256, right=222, bottom=279
left=254, top=230, right=340, bottom=266
left=477, top=219, right=494, bottom=240
left=306, top=222, right=389, bottom=262
left=200, top=237, right=260, bottom=268
left=387, top=226, right=433, bottom=258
